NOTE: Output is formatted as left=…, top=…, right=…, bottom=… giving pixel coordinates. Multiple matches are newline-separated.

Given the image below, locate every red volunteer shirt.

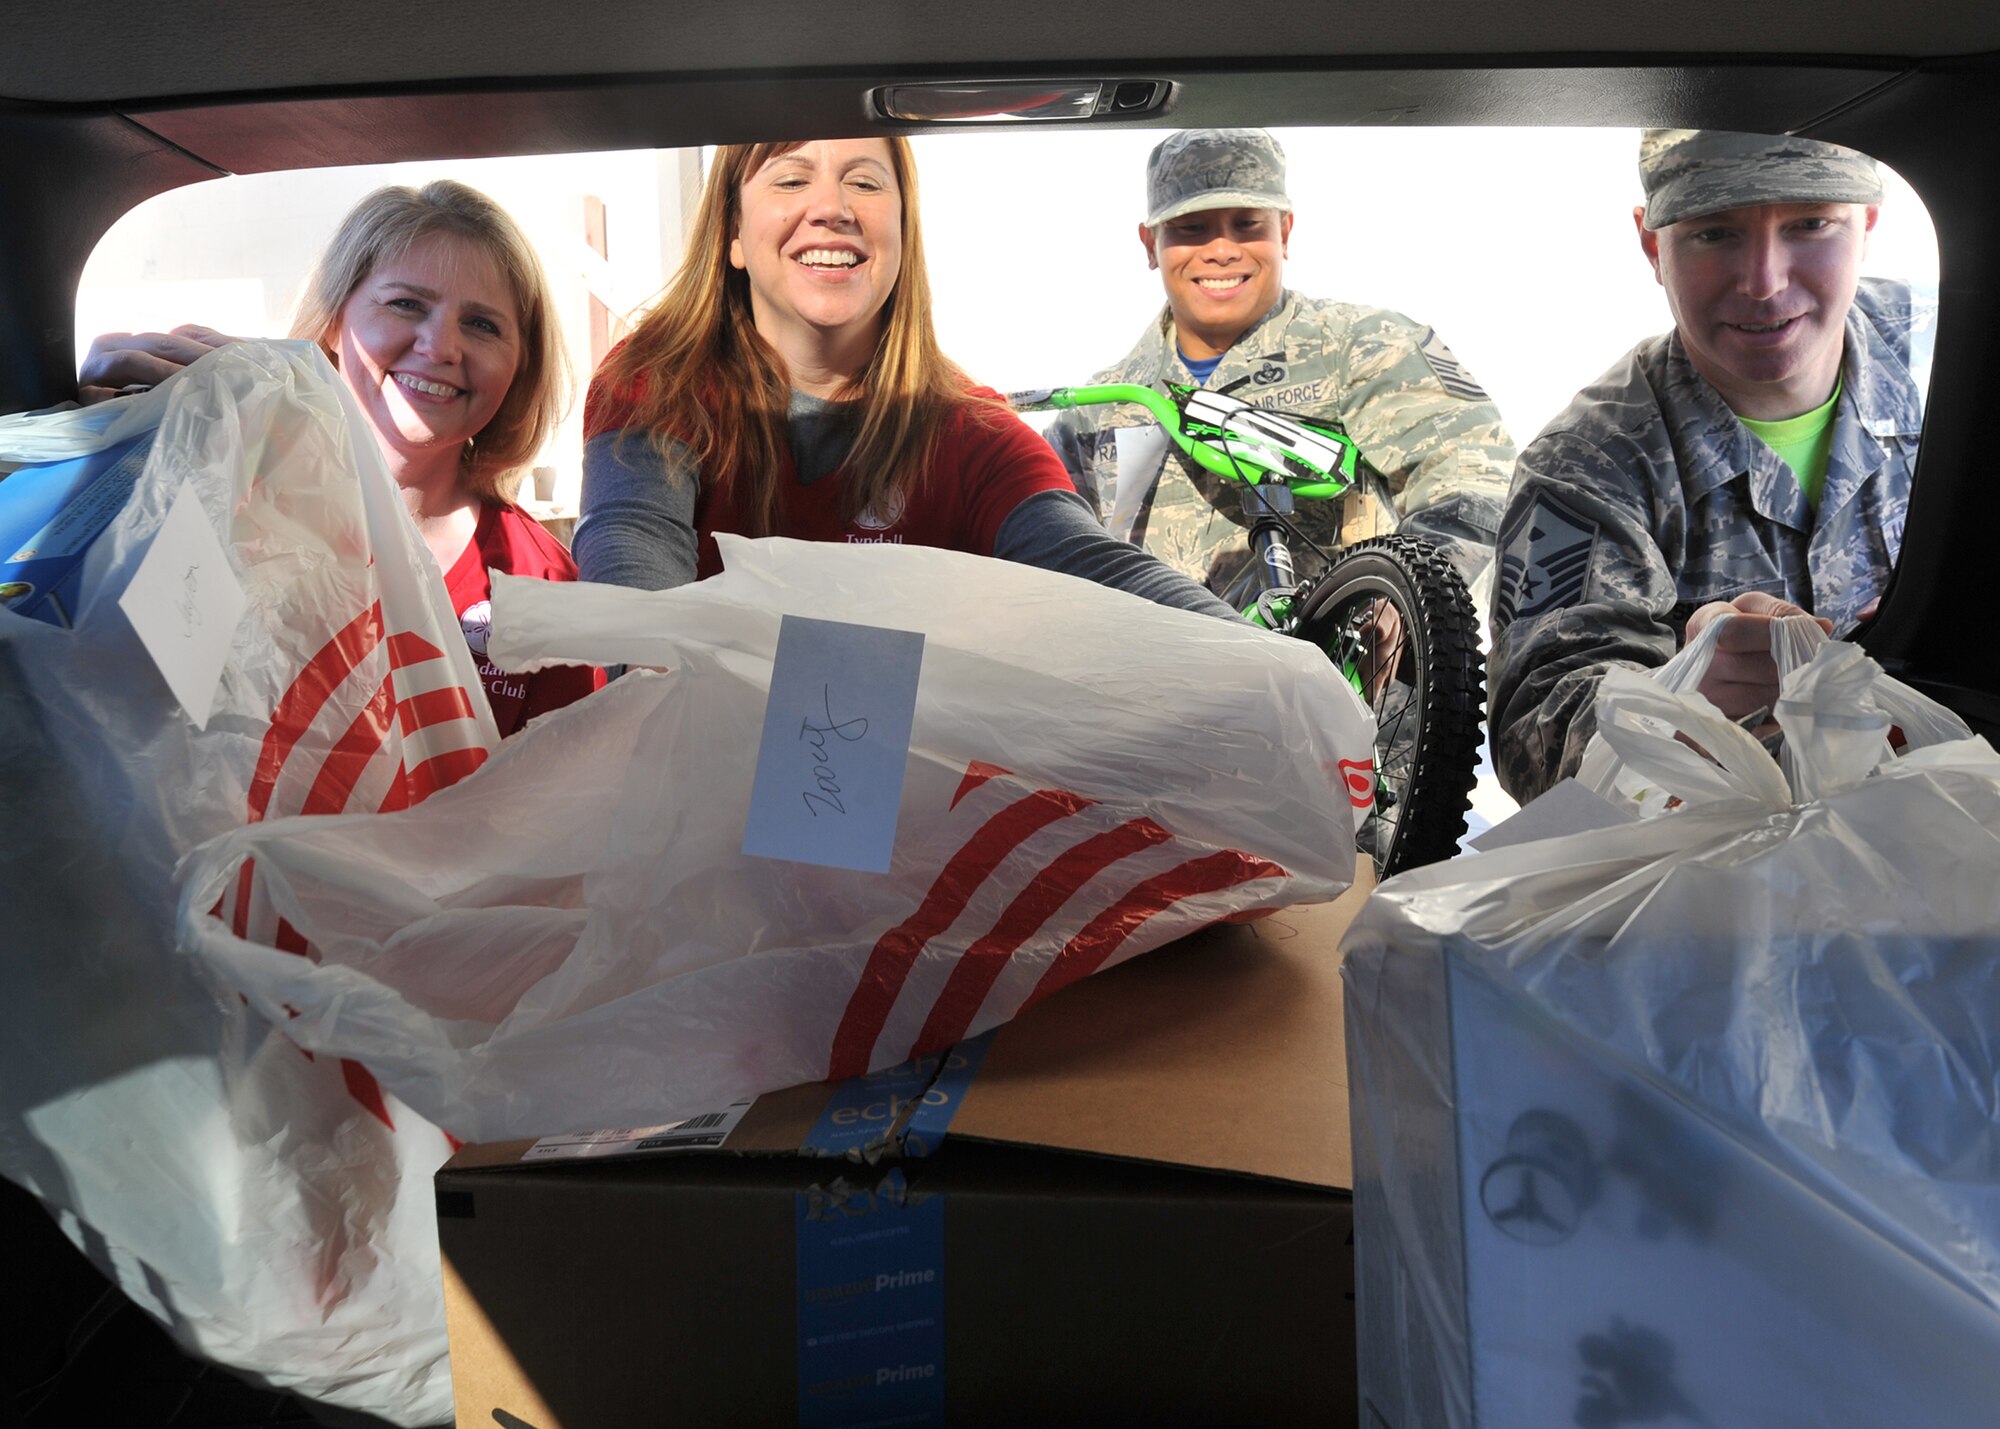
left=444, top=501, right=603, bottom=737
left=585, top=373, right=1072, bottom=579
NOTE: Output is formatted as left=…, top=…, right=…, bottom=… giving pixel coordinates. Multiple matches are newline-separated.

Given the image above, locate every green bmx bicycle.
left=1012, top=381, right=1485, bottom=878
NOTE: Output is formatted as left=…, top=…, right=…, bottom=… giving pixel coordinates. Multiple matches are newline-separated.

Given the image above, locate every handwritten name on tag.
left=117, top=477, right=246, bottom=730
left=742, top=614, right=925, bottom=874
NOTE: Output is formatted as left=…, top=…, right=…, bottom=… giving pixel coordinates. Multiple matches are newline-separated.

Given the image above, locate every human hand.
left=78, top=324, right=243, bottom=404
left=1683, top=590, right=1833, bottom=726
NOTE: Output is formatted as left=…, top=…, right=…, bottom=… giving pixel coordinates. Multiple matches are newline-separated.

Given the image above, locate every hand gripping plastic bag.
left=1575, top=611, right=1972, bottom=813
left=176, top=535, right=1375, bottom=1142
left=1, top=341, right=496, bottom=1425
left=1341, top=626, right=2000, bottom=1429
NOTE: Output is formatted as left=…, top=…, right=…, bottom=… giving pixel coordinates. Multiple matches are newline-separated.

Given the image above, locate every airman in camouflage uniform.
left=1043, top=129, right=1515, bottom=592
left=1491, top=129, right=1922, bottom=802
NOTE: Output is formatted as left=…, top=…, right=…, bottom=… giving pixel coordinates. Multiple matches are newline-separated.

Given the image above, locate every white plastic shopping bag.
left=176, top=536, right=1376, bottom=1143
left=0, top=341, right=495, bottom=1425
left=1342, top=625, right=2000, bottom=1429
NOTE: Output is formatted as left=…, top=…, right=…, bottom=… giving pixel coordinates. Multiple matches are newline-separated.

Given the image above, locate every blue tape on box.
left=792, top=1032, right=994, bottom=1426
left=796, top=1169, right=946, bottom=1429
left=900, top=1032, right=993, bottom=1157
left=802, top=1031, right=995, bottom=1159
left=0, top=433, right=152, bottom=628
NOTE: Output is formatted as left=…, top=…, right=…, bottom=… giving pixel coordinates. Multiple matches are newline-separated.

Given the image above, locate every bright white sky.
left=81, top=125, right=1938, bottom=458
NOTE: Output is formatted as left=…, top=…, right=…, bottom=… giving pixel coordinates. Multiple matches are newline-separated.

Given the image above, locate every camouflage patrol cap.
left=1639, top=128, right=1884, bottom=230
left=1145, top=129, right=1292, bottom=227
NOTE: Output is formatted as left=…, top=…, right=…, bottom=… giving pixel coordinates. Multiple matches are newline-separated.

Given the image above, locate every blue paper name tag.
left=742, top=614, right=925, bottom=875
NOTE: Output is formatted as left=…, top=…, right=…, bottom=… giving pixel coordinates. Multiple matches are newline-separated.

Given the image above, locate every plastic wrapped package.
left=1, top=342, right=496, bottom=1425
left=177, top=535, right=1376, bottom=1142
left=1342, top=621, right=2000, bottom=1429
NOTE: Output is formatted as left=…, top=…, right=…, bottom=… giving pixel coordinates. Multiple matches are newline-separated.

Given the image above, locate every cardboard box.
left=437, top=880, right=1367, bottom=1428
left=1345, top=934, right=2000, bottom=1429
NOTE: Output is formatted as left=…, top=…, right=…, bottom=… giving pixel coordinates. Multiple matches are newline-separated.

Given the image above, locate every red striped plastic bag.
left=176, top=536, right=1371, bottom=1141
left=0, top=341, right=494, bottom=1425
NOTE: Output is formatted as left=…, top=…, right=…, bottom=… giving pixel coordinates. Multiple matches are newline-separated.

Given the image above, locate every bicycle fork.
left=1241, top=483, right=1299, bottom=631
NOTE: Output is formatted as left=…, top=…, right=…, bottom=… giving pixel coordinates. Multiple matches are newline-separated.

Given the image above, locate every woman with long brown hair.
left=574, top=137, right=1236, bottom=615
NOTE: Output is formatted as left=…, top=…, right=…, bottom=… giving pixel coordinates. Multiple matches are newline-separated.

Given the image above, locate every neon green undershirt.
left=1740, top=379, right=1842, bottom=510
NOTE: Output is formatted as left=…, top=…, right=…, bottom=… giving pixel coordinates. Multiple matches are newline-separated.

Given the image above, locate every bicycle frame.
left=1013, top=381, right=1376, bottom=628
left=1013, top=381, right=1362, bottom=495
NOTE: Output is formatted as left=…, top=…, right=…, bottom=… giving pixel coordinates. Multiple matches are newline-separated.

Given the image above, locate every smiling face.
left=1639, top=200, right=1877, bottom=420
left=728, top=139, right=904, bottom=384
left=334, top=229, right=523, bottom=488
left=1142, top=205, right=1293, bottom=362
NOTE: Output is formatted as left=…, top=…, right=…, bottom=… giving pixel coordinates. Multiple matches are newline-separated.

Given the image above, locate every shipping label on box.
left=520, top=1101, right=759, bottom=1160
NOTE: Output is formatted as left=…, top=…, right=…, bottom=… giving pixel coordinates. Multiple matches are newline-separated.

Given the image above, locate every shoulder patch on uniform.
left=1495, top=495, right=1600, bottom=626
left=1418, top=328, right=1491, bottom=403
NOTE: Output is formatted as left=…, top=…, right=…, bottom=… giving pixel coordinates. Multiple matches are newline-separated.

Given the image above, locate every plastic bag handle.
left=1586, top=666, right=1794, bottom=810
left=1577, top=611, right=1823, bottom=813
left=1650, top=607, right=1830, bottom=700
left=1774, top=634, right=1974, bottom=799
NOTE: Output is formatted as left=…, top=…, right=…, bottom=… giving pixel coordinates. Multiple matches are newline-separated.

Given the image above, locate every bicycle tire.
left=1289, top=534, right=1485, bottom=879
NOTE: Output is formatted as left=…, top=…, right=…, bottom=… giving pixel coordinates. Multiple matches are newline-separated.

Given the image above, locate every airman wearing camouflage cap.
left=1043, top=127, right=1516, bottom=591
left=1637, top=128, right=1885, bottom=230
left=1490, top=128, right=1926, bottom=803
left=1143, top=127, right=1294, bottom=226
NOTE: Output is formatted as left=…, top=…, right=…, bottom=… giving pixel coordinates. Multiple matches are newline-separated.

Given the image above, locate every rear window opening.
left=77, top=127, right=1938, bottom=515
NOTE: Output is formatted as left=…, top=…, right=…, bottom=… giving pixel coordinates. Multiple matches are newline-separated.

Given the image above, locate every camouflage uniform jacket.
left=1042, top=290, right=1515, bottom=588
left=1490, top=277, right=1924, bottom=803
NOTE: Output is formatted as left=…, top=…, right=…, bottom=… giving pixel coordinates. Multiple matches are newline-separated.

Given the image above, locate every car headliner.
left=2, top=0, right=1997, bottom=722
left=5, top=0, right=2000, bottom=104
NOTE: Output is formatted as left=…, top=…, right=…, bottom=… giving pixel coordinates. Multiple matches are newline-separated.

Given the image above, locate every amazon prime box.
left=438, top=888, right=1370, bottom=1428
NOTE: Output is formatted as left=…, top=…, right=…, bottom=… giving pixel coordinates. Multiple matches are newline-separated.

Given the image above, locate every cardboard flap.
left=944, top=882, right=1361, bottom=1190
left=448, top=877, right=1365, bottom=1188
